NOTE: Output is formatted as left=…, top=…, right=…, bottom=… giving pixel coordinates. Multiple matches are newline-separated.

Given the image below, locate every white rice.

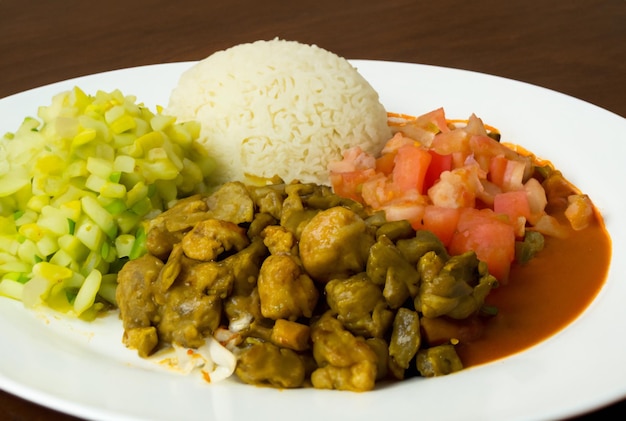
left=166, top=39, right=391, bottom=185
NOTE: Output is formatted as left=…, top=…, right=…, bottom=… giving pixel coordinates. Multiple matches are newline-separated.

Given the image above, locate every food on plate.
left=330, top=108, right=610, bottom=368
left=116, top=181, right=497, bottom=390
left=0, top=87, right=215, bottom=317
left=115, top=106, right=609, bottom=391
left=0, top=40, right=611, bottom=392
left=167, top=39, right=391, bottom=186
left=330, top=108, right=601, bottom=284
left=0, top=39, right=392, bottom=319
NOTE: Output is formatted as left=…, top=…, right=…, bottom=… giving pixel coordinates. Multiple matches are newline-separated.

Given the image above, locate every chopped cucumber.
left=0, top=87, right=216, bottom=317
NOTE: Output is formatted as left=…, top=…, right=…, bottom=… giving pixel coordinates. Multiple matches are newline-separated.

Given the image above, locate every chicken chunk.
left=115, top=254, right=163, bottom=356
left=261, top=224, right=297, bottom=255
left=181, top=218, right=249, bottom=261
left=257, top=254, right=319, bottom=320
left=116, top=254, right=162, bottom=327
left=235, top=341, right=306, bottom=388
left=145, top=195, right=211, bottom=260
left=246, top=183, right=286, bottom=220
left=181, top=237, right=267, bottom=299
left=299, top=206, right=375, bottom=283
left=145, top=227, right=185, bottom=261
left=156, top=287, right=222, bottom=348
left=205, top=181, right=255, bottom=224
left=325, top=273, right=393, bottom=338
left=310, top=311, right=378, bottom=392
left=310, top=361, right=377, bottom=392
left=223, top=288, right=263, bottom=333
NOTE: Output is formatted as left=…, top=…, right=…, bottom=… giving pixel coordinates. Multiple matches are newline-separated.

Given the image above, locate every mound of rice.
left=167, top=39, right=391, bottom=186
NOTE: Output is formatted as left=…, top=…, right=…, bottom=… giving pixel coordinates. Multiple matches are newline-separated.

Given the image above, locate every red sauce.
left=456, top=214, right=611, bottom=367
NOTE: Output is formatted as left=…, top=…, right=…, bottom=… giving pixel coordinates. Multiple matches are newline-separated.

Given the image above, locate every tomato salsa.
left=329, top=107, right=612, bottom=368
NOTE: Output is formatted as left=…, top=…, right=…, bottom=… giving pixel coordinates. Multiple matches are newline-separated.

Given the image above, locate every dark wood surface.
left=1, top=0, right=624, bottom=419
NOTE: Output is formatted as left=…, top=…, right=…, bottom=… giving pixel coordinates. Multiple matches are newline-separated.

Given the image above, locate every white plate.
left=1, top=60, right=625, bottom=421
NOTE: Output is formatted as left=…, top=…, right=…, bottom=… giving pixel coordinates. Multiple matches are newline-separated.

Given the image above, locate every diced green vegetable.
left=0, top=86, right=216, bottom=316
left=0, top=278, right=24, bottom=300
left=73, top=269, right=102, bottom=315
left=515, top=230, right=545, bottom=264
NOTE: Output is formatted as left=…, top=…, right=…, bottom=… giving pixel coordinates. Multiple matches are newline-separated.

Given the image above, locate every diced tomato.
left=488, top=155, right=526, bottom=192
left=449, top=208, right=516, bottom=283
left=493, top=190, right=531, bottom=224
left=430, top=129, right=470, bottom=156
left=413, top=107, right=450, bottom=134
left=329, top=168, right=376, bottom=204
left=427, top=164, right=483, bottom=209
left=469, top=135, right=508, bottom=159
left=423, top=150, right=452, bottom=191
left=488, top=155, right=508, bottom=187
left=361, top=173, right=392, bottom=209
left=418, top=205, right=461, bottom=246
left=328, top=107, right=544, bottom=285
left=327, top=146, right=375, bottom=173
left=392, top=144, right=432, bottom=194
left=388, top=108, right=451, bottom=146
left=375, top=151, right=397, bottom=175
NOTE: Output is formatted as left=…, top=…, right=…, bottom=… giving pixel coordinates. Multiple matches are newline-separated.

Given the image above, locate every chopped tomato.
left=375, top=151, right=396, bottom=175
left=423, top=151, right=452, bottom=191
left=392, top=144, right=432, bottom=194
left=493, top=190, right=531, bottom=226
left=387, top=108, right=450, bottom=146
left=469, top=135, right=507, bottom=171
left=329, top=168, right=376, bottom=204
left=427, top=164, right=483, bottom=209
left=328, top=146, right=375, bottom=173
left=488, top=155, right=526, bottom=191
left=488, top=155, right=508, bottom=187
left=469, top=134, right=508, bottom=158
left=430, top=129, right=471, bottom=156
left=361, top=173, right=393, bottom=209
left=388, top=107, right=450, bottom=134
left=449, top=208, right=516, bottom=283
left=329, top=107, right=561, bottom=284
left=413, top=107, right=450, bottom=134
left=418, top=205, right=461, bottom=246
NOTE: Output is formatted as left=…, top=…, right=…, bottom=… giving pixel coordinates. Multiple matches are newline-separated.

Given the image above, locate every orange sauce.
left=456, top=214, right=612, bottom=367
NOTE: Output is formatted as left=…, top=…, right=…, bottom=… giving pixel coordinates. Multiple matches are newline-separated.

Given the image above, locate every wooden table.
left=1, top=0, right=624, bottom=419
